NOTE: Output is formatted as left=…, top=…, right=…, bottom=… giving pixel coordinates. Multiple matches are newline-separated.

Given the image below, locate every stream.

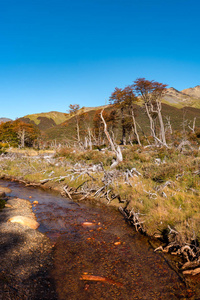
left=0, top=179, right=197, bottom=299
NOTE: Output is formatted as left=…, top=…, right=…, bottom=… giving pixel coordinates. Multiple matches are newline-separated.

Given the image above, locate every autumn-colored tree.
left=0, top=122, right=18, bottom=145
left=109, top=85, right=141, bottom=145
left=0, top=120, right=39, bottom=147
left=14, top=120, right=39, bottom=147
left=133, top=78, right=167, bottom=146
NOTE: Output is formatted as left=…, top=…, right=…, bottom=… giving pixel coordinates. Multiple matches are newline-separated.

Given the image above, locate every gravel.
left=0, top=194, right=57, bottom=300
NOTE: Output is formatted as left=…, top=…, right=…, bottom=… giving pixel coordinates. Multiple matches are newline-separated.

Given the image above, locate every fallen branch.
left=154, top=225, right=200, bottom=274
left=63, top=185, right=72, bottom=199
left=119, top=206, right=145, bottom=234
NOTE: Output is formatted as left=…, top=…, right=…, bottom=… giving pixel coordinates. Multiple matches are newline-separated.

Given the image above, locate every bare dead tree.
left=188, top=117, right=196, bottom=133
left=130, top=107, right=141, bottom=146
left=17, top=128, right=26, bottom=148
left=133, top=78, right=168, bottom=147
left=68, top=104, right=81, bottom=145
left=100, top=109, right=123, bottom=168
left=165, top=116, right=173, bottom=135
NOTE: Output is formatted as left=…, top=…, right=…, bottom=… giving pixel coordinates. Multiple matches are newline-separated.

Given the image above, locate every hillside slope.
left=164, top=86, right=200, bottom=108
left=182, top=85, right=200, bottom=99
left=0, top=118, right=12, bottom=124
left=44, top=103, right=200, bottom=142
left=18, top=111, right=68, bottom=131
left=9, top=84, right=200, bottom=142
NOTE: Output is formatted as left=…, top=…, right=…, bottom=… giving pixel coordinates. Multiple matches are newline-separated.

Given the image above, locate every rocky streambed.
left=0, top=180, right=199, bottom=299
left=0, top=189, right=57, bottom=299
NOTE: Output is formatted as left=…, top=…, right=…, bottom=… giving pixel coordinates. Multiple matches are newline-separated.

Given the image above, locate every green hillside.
left=15, top=99, right=200, bottom=144
left=21, top=111, right=68, bottom=125
left=18, top=107, right=108, bottom=132
left=44, top=103, right=200, bottom=142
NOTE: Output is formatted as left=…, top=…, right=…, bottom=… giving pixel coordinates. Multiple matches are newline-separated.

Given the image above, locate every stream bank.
left=0, top=192, right=57, bottom=299
left=0, top=180, right=199, bottom=299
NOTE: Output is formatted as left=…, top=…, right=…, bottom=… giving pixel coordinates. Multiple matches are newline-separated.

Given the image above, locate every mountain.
left=181, top=85, right=200, bottom=99
left=0, top=118, right=12, bottom=124
left=2, top=85, right=199, bottom=143
left=18, top=111, right=69, bottom=131
left=18, top=107, right=107, bottom=131
left=163, top=86, right=200, bottom=108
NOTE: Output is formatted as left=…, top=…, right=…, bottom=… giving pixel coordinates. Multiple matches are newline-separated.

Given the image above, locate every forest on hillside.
left=1, top=79, right=200, bottom=277
left=1, top=78, right=200, bottom=150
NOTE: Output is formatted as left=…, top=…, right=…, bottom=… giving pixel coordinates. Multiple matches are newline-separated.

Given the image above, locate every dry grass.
left=0, top=145, right=200, bottom=242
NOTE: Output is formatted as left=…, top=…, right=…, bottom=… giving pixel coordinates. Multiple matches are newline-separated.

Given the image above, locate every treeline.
left=63, top=78, right=200, bottom=148
left=0, top=120, right=40, bottom=148
left=1, top=78, right=200, bottom=149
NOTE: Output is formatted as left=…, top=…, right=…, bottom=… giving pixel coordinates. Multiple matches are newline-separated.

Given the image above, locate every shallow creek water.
left=0, top=179, right=198, bottom=299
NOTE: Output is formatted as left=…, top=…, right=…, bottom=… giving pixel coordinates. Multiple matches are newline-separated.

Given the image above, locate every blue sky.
left=0, top=0, right=200, bottom=119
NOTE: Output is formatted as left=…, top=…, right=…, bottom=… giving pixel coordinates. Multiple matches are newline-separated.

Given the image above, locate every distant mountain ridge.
left=1, top=85, right=200, bottom=135
left=0, top=118, right=12, bottom=124
left=181, top=85, right=200, bottom=99
left=164, top=85, right=200, bottom=108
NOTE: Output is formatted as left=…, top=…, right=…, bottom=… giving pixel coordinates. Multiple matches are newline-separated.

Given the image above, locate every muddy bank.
left=0, top=191, right=57, bottom=300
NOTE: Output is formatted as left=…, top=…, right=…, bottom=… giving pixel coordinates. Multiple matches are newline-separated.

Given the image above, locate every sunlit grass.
left=0, top=146, right=200, bottom=240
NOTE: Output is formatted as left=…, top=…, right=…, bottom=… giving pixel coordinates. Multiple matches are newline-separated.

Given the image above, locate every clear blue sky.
left=0, top=0, right=200, bottom=119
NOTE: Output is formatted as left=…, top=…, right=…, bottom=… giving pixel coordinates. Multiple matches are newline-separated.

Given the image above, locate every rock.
left=8, top=216, right=40, bottom=229
left=82, top=222, right=95, bottom=227
left=0, top=186, right=12, bottom=193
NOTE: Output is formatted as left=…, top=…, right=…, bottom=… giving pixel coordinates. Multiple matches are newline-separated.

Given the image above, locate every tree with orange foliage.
left=0, top=120, right=39, bottom=147
left=14, top=120, right=39, bottom=147
left=133, top=78, right=168, bottom=147
left=109, top=85, right=141, bottom=145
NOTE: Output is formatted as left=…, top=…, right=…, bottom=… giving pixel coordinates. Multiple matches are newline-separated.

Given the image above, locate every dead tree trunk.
left=144, top=102, right=158, bottom=145
left=131, top=109, right=141, bottom=146
left=156, top=101, right=167, bottom=146
left=18, top=129, right=25, bottom=148
left=100, top=109, right=123, bottom=168
left=188, top=117, right=196, bottom=133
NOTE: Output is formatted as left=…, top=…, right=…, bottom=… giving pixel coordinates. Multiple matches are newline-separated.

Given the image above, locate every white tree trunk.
left=131, top=109, right=141, bottom=146
left=100, top=110, right=123, bottom=168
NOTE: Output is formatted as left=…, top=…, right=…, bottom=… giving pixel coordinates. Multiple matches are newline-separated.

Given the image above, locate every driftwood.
left=154, top=225, right=200, bottom=275
left=119, top=206, right=145, bottom=234
left=40, top=175, right=68, bottom=184
left=182, top=268, right=200, bottom=276
left=63, top=185, right=72, bottom=199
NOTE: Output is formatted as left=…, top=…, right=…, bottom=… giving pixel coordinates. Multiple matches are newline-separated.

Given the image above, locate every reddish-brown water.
left=1, top=180, right=199, bottom=299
